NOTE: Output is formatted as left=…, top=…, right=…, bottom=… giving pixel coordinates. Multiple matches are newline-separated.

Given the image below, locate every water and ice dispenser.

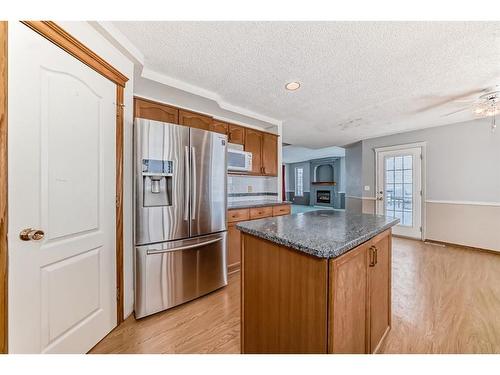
left=142, top=159, right=173, bottom=207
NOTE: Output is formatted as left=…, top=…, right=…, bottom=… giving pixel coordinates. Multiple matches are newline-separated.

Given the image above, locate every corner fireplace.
left=316, top=190, right=331, bottom=204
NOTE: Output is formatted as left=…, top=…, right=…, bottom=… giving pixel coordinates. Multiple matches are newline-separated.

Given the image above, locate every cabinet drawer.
left=227, top=208, right=250, bottom=223
left=272, top=204, right=291, bottom=216
left=249, top=206, right=273, bottom=219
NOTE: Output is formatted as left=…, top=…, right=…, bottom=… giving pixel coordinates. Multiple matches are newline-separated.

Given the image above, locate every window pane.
left=403, top=198, right=412, bottom=210
left=385, top=209, right=395, bottom=218
left=395, top=170, right=403, bottom=183
left=394, top=184, right=403, bottom=198
left=386, top=170, right=394, bottom=183
left=386, top=157, right=394, bottom=171
left=395, top=156, right=403, bottom=170
left=403, top=211, right=413, bottom=226
left=404, top=169, right=412, bottom=183
left=404, top=183, right=412, bottom=198
left=403, top=155, right=413, bottom=169
left=394, top=210, right=403, bottom=222
left=295, top=168, right=304, bottom=197
left=386, top=195, right=395, bottom=210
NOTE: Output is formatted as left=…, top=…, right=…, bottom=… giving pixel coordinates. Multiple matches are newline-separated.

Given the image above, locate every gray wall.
left=361, top=118, right=500, bottom=202
left=286, top=161, right=311, bottom=193
left=345, top=141, right=363, bottom=198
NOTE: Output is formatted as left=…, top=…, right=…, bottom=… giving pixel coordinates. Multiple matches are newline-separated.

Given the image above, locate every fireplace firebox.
left=317, top=190, right=331, bottom=204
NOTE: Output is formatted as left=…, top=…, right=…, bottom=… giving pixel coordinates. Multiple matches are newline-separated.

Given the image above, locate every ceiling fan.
left=415, top=86, right=499, bottom=131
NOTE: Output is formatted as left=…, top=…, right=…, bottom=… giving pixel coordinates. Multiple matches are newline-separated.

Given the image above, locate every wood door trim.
left=0, top=21, right=8, bottom=354
left=115, top=86, right=125, bottom=325
left=21, top=21, right=128, bottom=88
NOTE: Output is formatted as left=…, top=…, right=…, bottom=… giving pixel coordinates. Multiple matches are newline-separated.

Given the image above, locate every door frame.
left=374, top=141, right=427, bottom=240
left=0, top=21, right=128, bottom=353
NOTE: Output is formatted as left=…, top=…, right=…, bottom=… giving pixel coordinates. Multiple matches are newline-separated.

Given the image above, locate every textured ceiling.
left=113, top=21, right=500, bottom=148
left=283, top=145, right=345, bottom=163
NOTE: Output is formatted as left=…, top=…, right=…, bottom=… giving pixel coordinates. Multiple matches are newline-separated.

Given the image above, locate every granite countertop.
left=236, top=210, right=399, bottom=259
left=227, top=199, right=292, bottom=210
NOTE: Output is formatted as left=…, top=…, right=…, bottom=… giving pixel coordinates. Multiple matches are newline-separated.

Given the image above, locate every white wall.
left=355, top=118, right=500, bottom=251
left=59, top=22, right=136, bottom=318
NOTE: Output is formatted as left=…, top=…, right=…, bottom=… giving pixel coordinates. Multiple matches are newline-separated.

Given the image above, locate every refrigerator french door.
left=134, top=118, right=228, bottom=318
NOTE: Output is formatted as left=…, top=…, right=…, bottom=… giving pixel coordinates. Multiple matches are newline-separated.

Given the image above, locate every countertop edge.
left=236, top=218, right=399, bottom=259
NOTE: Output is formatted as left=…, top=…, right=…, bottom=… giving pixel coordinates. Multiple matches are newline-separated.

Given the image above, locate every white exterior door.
left=8, top=22, right=117, bottom=353
left=376, top=146, right=423, bottom=239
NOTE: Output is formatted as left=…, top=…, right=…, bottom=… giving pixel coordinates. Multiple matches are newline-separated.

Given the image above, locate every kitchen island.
left=236, top=210, right=399, bottom=354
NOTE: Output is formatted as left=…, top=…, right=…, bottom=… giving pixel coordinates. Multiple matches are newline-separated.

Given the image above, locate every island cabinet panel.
left=241, top=234, right=329, bottom=353
left=328, top=242, right=369, bottom=354
left=179, top=109, right=213, bottom=130
left=368, top=232, right=391, bottom=353
left=134, top=97, right=179, bottom=123
left=262, top=133, right=278, bottom=176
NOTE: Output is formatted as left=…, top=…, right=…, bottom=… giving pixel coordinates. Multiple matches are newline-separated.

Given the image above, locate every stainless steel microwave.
left=227, top=148, right=252, bottom=172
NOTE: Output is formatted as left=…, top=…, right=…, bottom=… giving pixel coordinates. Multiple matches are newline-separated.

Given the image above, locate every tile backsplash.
left=228, top=175, right=278, bottom=202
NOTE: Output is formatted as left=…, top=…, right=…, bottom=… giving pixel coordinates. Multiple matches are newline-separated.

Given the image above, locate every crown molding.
left=142, top=68, right=282, bottom=126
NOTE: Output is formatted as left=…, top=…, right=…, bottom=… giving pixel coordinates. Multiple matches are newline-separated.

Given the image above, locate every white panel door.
left=8, top=22, right=116, bottom=353
left=376, top=147, right=422, bottom=239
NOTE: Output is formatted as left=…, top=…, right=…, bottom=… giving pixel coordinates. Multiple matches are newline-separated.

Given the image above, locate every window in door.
left=295, top=168, right=304, bottom=197
left=384, top=155, right=413, bottom=226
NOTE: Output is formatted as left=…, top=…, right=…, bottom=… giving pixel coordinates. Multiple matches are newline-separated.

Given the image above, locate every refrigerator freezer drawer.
left=134, top=232, right=228, bottom=319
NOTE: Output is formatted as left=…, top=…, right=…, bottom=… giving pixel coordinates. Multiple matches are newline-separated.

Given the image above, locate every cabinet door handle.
left=369, top=246, right=376, bottom=267
left=374, top=246, right=378, bottom=265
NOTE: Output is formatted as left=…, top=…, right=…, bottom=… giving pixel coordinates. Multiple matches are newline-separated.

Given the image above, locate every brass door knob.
left=19, top=228, right=45, bottom=241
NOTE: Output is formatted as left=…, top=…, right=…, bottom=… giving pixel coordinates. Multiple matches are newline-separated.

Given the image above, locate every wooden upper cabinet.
left=134, top=97, right=178, bottom=124
left=262, top=133, right=278, bottom=176
left=228, top=124, right=245, bottom=145
left=179, top=109, right=213, bottom=130
left=244, top=128, right=263, bottom=174
left=210, top=120, right=228, bottom=135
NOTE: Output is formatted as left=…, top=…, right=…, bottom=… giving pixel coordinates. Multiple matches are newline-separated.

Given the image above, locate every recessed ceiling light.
left=285, top=81, right=301, bottom=91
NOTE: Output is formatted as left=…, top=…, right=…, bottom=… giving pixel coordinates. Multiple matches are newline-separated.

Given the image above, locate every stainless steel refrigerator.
left=134, top=118, right=228, bottom=319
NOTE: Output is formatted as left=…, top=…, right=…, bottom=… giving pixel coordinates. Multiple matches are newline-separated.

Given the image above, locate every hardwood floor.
left=378, top=238, right=500, bottom=354
left=90, top=273, right=241, bottom=354
left=90, top=238, right=500, bottom=354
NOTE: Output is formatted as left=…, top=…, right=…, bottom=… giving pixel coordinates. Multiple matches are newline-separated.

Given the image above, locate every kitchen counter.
left=236, top=210, right=399, bottom=259
left=239, top=210, right=399, bottom=354
left=227, top=199, right=291, bottom=210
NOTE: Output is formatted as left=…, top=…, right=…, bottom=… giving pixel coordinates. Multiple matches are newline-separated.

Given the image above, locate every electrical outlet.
left=247, top=185, right=253, bottom=193
left=364, top=185, right=370, bottom=191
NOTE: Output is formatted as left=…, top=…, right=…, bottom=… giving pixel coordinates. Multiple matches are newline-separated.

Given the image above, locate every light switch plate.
left=364, top=185, right=370, bottom=191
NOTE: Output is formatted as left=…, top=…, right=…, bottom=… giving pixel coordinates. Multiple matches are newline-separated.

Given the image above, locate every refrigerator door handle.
left=184, top=145, right=190, bottom=221
left=191, top=146, right=197, bottom=220
left=146, top=236, right=222, bottom=255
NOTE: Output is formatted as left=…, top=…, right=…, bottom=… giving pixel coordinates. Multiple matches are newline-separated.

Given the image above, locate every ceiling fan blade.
left=442, top=107, right=469, bottom=116
left=414, top=88, right=487, bottom=113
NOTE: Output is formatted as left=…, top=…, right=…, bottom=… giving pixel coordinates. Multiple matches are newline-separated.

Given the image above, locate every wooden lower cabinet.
left=241, top=228, right=392, bottom=353
left=328, top=229, right=391, bottom=353
left=329, top=241, right=369, bottom=353
left=227, top=223, right=241, bottom=274
left=227, top=204, right=291, bottom=274
left=368, top=232, right=391, bottom=352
